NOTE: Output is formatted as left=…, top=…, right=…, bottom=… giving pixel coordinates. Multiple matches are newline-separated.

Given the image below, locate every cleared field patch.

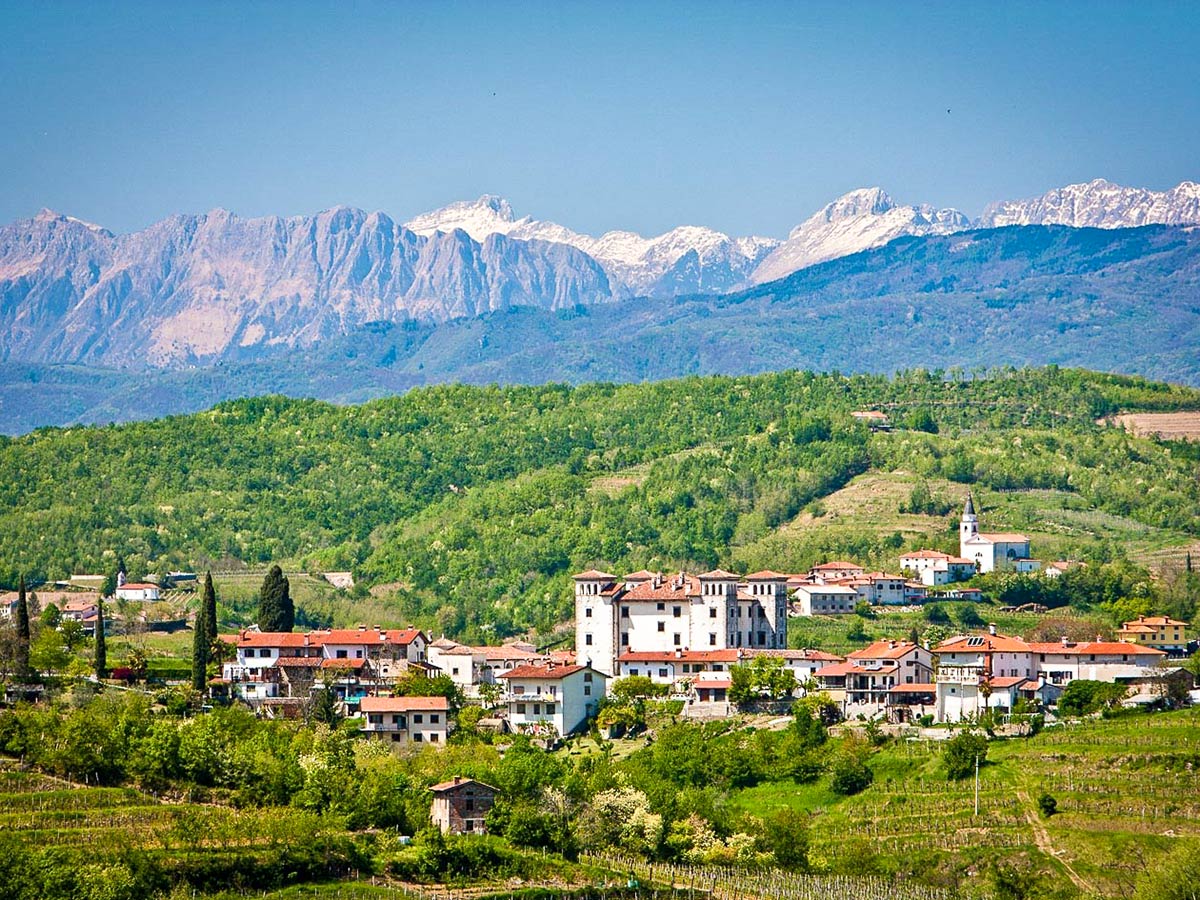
left=1114, top=411, right=1200, bottom=441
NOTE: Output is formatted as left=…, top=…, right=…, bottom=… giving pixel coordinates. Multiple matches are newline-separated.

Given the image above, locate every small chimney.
left=454, top=775, right=461, bottom=784
left=988, top=623, right=997, bottom=636
left=888, top=640, right=896, bottom=649
left=674, top=648, right=682, bottom=658
left=1061, top=635, right=1070, bottom=647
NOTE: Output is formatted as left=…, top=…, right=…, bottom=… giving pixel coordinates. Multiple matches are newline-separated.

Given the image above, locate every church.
left=959, top=494, right=1031, bottom=574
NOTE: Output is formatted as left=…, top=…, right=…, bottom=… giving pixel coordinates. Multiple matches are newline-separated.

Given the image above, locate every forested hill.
left=3, top=367, right=1200, bottom=637
left=4, top=224, right=1200, bottom=434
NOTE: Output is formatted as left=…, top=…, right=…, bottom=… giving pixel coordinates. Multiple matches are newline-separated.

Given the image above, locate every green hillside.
left=2, top=367, right=1200, bottom=638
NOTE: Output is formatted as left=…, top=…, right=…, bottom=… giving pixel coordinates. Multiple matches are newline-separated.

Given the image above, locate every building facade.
left=960, top=494, right=1031, bottom=573
left=430, top=777, right=497, bottom=834
left=499, top=663, right=606, bottom=736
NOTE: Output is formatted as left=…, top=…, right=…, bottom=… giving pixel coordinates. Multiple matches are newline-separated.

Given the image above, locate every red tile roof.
left=618, top=649, right=741, bottom=663
left=698, top=569, right=741, bottom=580
left=429, top=777, right=498, bottom=793
left=499, top=663, right=589, bottom=680
left=1029, top=641, right=1165, bottom=657
left=848, top=640, right=922, bottom=661
left=936, top=633, right=1033, bottom=653
left=1122, top=615, right=1188, bottom=627
left=811, top=561, right=862, bottom=571
left=360, top=695, right=449, bottom=713
left=574, top=569, right=616, bottom=580
left=900, top=550, right=953, bottom=560
left=474, top=645, right=541, bottom=661
left=273, top=657, right=323, bottom=667
left=621, top=575, right=699, bottom=601
left=623, top=570, right=658, bottom=581
left=745, top=570, right=788, bottom=580
left=975, top=532, right=1030, bottom=543
left=118, top=582, right=158, bottom=590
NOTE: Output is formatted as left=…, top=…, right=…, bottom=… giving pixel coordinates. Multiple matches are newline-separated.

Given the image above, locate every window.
left=414, top=733, right=423, bottom=742
left=452, top=667, right=460, bottom=676
left=673, top=606, right=681, bottom=617
left=758, top=631, right=766, bottom=645
left=533, top=704, right=541, bottom=715
left=414, top=714, right=423, bottom=723
left=584, top=686, right=591, bottom=696
left=464, top=819, right=473, bottom=831
left=657, top=622, right=665, bottom=632
left=466, top=799, right=474, bottom=810
left=584, top=672, right=593, bottom=682
left=356, top=649, right=363, bottom=658
left=709, top=633, right=717, bottom=646
left=430, top=714, right=440, bottom=723
left=546, top=703, right=556, bottom=714
left=656, top=602, right=665, bottom=611
left=621, top=632, right=629, bottom=645
left=585, top=607, right=592, bottom=618
left=621, top=607, right=629, bottom=618
left=391, top=733, right=401, bottom=742
left=430, top=733, right=439, bottom=742
left=585, top=633, right=593, bottom=646
left=673, top=633, right=681, bottom=646
left=709, top=607, right=717, bottom=618
left=516, top=703, right=526, bottom=714
left=336, top=649, right=348, bottom=659
left=658, top=668, right=668, bottom=678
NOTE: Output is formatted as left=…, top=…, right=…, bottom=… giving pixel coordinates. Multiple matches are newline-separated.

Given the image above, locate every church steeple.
left=960, top=492, right=979, bottom=555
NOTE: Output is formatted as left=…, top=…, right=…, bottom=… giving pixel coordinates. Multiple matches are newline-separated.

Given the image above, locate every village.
left=190, top=497, right=1196, bottom=745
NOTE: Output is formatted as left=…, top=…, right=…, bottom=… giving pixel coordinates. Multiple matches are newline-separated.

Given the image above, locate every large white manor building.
left=574, top=569, right=789, bottom=678
left=960, top=494, right=1031, bottom=574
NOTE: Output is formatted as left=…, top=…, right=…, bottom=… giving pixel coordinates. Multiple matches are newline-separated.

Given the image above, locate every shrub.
left=943, top=732, right=988, bottom=780
left=1037, top=793, right=1057, bottom=817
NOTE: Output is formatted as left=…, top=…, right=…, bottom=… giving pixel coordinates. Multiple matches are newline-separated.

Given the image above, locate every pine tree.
left=191, top=600, right=208, bottom=693
left=256, top=565, right=294, bottom=632
left=201, top=572, right=218, bottom=648
left=94, top=598, right=107, bottom=679
left=14, top=576, right=30, bottom=679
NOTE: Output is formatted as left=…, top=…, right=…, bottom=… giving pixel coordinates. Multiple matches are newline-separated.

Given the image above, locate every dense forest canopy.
left=2, top=367, right=1199, bottom=637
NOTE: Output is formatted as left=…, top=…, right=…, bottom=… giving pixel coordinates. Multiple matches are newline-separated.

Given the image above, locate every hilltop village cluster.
left=213, top=500, right=1194, bottom=743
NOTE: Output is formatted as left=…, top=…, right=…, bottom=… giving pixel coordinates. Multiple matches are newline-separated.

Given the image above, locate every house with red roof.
left=219, top=625, right=431, bottom=702
left=1117, top=615, right=1189, bottom=654
left=814, top=639, right=933, bottom=715
left=498, top=662, right=606, bottom=736
left=359, top=695, right=450, bottom=746
left=934, top=625, right=1169, bottom=721
left=899, top=549, right=978, bottom=586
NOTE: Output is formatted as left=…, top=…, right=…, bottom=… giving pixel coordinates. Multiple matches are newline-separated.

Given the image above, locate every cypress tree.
left=201, top=572, right=218, bottom=647
left=94, top=598, right=107, bottom=679
left=191, top=600, right=208, bottom=692
left=14, top=576, right=30, bottom=679
left=256, top=565, right=294, bottom=632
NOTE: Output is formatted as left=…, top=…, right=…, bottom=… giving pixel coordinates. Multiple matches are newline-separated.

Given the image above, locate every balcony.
left=935, top=665, right=984, bottom=685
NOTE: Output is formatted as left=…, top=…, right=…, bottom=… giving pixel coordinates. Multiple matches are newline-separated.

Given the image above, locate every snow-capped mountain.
left=4, top=177, right=1200, bottom=370
left=751, top=188, right=971, bottom=285
left=979, top=179, right=1200, bottom=228
left=0, top=207, right=614, bottom=366
left=405, top=196, right=779, bottom=297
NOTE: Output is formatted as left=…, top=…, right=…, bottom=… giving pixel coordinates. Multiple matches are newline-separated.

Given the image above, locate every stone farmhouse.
left=430, top=777, right=497, bottom=835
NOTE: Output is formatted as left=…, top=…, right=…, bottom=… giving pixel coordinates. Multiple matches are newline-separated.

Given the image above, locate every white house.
left=934, top=627, right=1168, bottom=721
left=814, top=640, right=933, bottom=716
left=792, top=584, right=859, bottom=616
left=959, top=495, right=1030, bottom=574
left=899, top=550, right=977, bottom=586
left=359, top=695, right=449, bottom=746
left=220, top=626, right=431, bottom=702
left=116, top=582, right=160, bottom=602
left=498, top=663, right=606, bottom=737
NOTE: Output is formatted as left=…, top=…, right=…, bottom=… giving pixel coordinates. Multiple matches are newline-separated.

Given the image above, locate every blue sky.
left=2, top=1, right=1197, bottom=238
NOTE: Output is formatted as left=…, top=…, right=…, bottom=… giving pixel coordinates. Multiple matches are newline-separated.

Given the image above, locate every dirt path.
left=1017, top=789, right=1096, bottom=896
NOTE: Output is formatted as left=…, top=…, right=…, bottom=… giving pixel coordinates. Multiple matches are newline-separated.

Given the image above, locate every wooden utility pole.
left=974, top=753, right=980, bottom=816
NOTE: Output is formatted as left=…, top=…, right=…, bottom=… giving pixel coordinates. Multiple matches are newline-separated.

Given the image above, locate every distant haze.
left=1, top=2, right=1198, bottom=237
